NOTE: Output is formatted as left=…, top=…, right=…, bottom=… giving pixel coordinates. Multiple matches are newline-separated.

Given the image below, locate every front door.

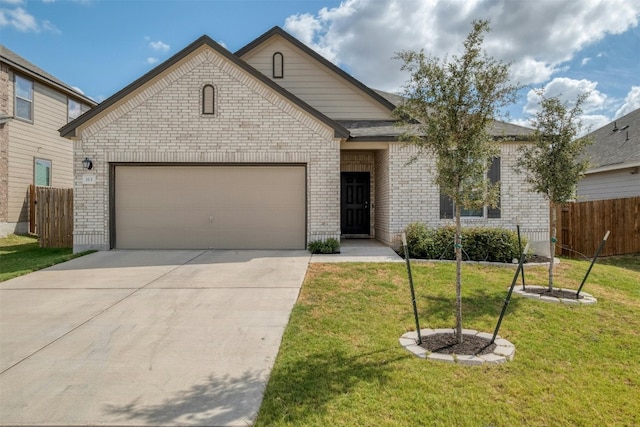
left=341, top=172, right=370, bottom=235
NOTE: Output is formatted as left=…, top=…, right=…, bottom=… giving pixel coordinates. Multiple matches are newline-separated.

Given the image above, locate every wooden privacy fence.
left=29, top=185, right=73, bottom=248
left=556, top=196, right=640, bottom=258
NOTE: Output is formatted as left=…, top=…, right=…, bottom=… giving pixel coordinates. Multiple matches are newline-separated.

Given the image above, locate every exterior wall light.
left=82, top=157, right=93, bottom=170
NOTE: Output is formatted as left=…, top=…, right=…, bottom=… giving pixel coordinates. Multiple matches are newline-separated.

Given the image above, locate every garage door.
left=114, top=165, right=306, bottom=249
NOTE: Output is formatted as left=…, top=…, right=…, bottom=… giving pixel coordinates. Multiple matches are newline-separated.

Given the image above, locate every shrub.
left=404, top=223, right=526, bottom=263
left=307, top=238, right=340, bottom=254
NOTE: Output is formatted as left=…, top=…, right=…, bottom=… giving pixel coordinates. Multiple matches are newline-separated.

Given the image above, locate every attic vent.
left=273, top=52, right=284, bottom=79
left=202, top=84, right=215, bottom=115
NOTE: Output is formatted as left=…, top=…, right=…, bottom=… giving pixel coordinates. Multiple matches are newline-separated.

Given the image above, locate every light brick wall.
left=73, top=47, right=341, bottom=252
left=374, top=148, right=391, bottom=243
left=380, top=142, right=550, bottom=254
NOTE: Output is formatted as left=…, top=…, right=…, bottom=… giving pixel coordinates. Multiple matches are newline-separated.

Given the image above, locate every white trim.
left=585, top=161, right=640, bottom=174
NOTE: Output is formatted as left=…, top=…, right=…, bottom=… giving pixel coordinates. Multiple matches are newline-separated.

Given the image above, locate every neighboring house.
left=577, top=108, right=640, bottom=201
left=0, top=45, right=97, bottom=237
left=60, top=27, right=549, bottom=254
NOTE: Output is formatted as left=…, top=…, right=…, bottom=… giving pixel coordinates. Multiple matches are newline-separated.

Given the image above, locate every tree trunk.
left=455, top=204, right=463, bottom=344
left=548, top=202, right=556, bottom=291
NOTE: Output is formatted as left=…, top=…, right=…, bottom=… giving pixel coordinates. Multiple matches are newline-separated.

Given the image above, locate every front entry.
left=341, top=172, right=370, bottom=235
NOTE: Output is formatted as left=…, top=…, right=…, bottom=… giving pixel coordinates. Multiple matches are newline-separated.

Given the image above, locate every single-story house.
left=0, top=45, right=96, bottom=237
left=60, top=26, right=549, bottom=254
left=577, top=108, right=640, bottom=201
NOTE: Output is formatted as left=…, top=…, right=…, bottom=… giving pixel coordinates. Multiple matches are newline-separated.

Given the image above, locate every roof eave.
left=0, top=56, right=97, bottom=107
left=585, top=161, right=640, bottom=174
left=60, top=35, right=349, bottom=140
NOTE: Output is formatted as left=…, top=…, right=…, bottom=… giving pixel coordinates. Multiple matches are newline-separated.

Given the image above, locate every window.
left=440, top=157, right=501, bottom=219
left=68, top=98, right=82, bottom=122
left=202, top=84, right=215, bottom=115
left=15, top=75, right=33, bottom=121
left=34, top=158, right=51, bottom=187
left=273, top=52, right=284, bottom=78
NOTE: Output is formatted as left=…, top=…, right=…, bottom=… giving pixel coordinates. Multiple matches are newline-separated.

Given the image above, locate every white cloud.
left=283, top=0, right=640, bottom=92
left=71, top=86, right=85, bottom=95
left=0, top=6, right=38, bottom=31
left=523, top=77, right=608, bottom=116
left=519, top=78, right=612, bottom=134
left=146, top=57, right=159, bottom=65
left=41, top=19, right=60, bottom=34
left=0, top=0, right=25, bottom=5
left=615, top=86, right=640, bottom=117
left=149, top=40, right=170, bottom=52
left=581, top=57, right=591, bottom=66
left=0, top=5, right=63, bottom=33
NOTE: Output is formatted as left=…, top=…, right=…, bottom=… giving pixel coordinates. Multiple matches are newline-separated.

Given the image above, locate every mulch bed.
left=525, top=288, right=584, bottom=299
left=419, top=333, right=496, bottom=355
left=526, top=255, right=552, bottom=263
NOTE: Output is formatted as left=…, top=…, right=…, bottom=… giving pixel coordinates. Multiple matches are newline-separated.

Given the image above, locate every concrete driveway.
left=0, top=249, right=310, bottom=426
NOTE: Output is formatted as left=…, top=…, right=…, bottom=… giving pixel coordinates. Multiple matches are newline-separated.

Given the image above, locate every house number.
left=82, top=174, right=96, bottom=185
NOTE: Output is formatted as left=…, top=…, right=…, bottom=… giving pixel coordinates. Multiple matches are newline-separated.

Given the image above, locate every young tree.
left=394, top=20, right=519, bottom=343
left=516, top=92, right=592, bottom=290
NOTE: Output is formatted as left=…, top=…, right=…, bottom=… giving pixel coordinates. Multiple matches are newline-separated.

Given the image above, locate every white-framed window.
left=68, top=98, right=81, bottom=122
left=15, top=75, right=33, bottom=121
left=34, top=158, right=52, bottom=187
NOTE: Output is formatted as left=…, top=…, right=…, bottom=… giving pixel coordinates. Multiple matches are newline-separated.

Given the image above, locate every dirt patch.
left=419, top=333, right=496, bottom=355
left=525, top=288, right=584, bottom=299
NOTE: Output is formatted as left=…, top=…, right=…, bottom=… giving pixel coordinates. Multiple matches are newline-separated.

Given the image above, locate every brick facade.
left=72, top=48, right=341, bottom=252
left=69, top=39, right=549, bottom=255
left=374, top=142, right=550, bottom=254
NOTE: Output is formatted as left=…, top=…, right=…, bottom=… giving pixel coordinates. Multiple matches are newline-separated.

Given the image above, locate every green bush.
left=404, top=223, right=526, bottom=263
left=307, top=238, right=340, bottom=254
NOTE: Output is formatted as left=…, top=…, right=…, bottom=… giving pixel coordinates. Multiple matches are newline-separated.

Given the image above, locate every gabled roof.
left=60, top=35, right=349, bottom=139
left=582, top=108, right=640, bottom=173
left=235, top=26, right=397, bottom=113
left=0, top=44, right=96, bottom=107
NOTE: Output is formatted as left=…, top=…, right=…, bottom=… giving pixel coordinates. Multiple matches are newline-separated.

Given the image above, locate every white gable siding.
left=241, top=37, right=393, bottom=121
left=578, top=169, right=640, bottom=201
left=72, top=46, right=341, bottom=251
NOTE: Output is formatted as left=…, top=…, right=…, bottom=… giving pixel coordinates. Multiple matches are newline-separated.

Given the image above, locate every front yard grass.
left=256, top=256, right=640, bottom=426
left=0, top=234, right=91, bottom=282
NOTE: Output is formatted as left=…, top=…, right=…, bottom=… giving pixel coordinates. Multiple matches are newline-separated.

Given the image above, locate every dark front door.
left=341, top=172, right=370, bottom=235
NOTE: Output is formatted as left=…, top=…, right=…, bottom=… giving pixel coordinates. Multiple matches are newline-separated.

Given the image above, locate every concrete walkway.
left=0, top=249, right=310, bottom=426
left=310, top=239, right=403, bottom=263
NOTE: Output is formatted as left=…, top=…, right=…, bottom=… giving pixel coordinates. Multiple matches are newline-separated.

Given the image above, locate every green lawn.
left=0, top=234, right=92, bottom=282
left=256, top=256, right=640, bottom=426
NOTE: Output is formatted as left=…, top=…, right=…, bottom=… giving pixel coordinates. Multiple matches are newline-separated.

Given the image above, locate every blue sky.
left=1, top=0, right=639, bottom=131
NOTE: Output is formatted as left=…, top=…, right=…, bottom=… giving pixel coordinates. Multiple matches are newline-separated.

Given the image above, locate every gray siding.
left=578, top=169, right=640, bottom=201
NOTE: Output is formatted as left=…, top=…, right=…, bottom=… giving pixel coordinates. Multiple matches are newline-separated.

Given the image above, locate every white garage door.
left=114, top=165, right=306, bottom=249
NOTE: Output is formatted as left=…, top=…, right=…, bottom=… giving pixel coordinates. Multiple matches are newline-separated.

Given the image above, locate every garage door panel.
left=115, top=166, right=306, bottom=249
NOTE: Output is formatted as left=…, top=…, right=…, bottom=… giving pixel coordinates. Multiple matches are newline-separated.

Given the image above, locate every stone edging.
left=513, top=285, right=597, bottom=305
left=410, top=258, right=560, bottom=268
left=399, top=328, right=515, bottom=365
